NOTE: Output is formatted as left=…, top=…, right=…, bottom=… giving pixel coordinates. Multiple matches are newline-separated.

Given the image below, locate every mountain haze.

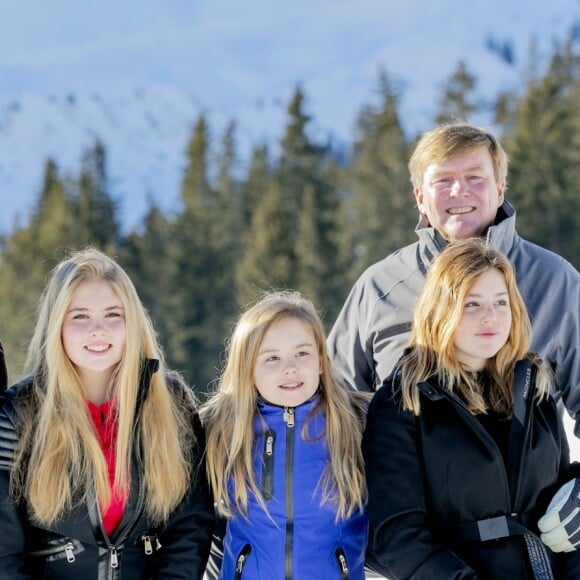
left=0, top=0, right=578, bottom=234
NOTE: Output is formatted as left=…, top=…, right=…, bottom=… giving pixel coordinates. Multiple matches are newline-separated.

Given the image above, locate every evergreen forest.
left=1, top=40, right=578, bottom=396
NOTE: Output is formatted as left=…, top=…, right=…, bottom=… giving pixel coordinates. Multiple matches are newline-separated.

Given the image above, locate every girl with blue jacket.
left=202, top=291, right=369, bottom=579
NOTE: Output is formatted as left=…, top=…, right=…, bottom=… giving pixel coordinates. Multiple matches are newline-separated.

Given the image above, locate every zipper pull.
left=236, top=553, right=247, bottom=573
left=266, top=433, right=274, bottom=455
left=283, top=407, right=295, bottom=427
left=142, top=535, right=153, bottom=555
left=235, top=544, right=252, bottom=576
left=335, top=548, right=349, bottom=578
left=155, top=537, right=162, bottom=551
left=64, top=542, right=76, bottom=563
left=110, top=546, right=119, bottom=568
left=338, top=552, right=349, bottom=574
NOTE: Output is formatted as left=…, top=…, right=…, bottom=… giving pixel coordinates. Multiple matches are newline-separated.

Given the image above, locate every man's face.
left=414, top=146, right=505, bottom=241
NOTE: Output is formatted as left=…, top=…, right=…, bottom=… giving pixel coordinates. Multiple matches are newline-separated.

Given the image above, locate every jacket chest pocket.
left=28, top=537, right=85, bottom=564
left=261, top=429, right=275, bottom=500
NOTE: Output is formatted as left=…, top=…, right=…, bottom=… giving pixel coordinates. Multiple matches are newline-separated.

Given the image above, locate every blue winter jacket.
left=219, top=394, right=368, bottom=579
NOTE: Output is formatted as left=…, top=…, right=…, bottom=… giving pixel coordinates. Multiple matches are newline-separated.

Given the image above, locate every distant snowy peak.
left=0, top=83, right=290, bottom=234
left=0, top=86, right=226, bottom=232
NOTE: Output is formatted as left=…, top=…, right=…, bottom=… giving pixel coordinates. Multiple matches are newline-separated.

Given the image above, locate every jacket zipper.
left=96, top=492, right=144, bottom=578
left=233, top=544, right=252, bottom=579
left=28, top=540, right=78, bottom=563
left=283, top=407, right=295, bottom=580
left=92, top=450, right=148, bottom=579
left=141, top=533, right=162, bottom=555
left=262, top=429, right=275, bottom=500
left=335, top=547, right=350, bottom=579
left=86, top=363, right=155, bottom=579
left=95, top=502, right=118, bottom=578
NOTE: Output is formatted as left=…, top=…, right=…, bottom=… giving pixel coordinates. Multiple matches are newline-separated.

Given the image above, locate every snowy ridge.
left=0, top=0, right=578, bottom=234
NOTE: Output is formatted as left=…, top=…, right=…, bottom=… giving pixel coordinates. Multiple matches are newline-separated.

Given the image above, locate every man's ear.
left=497, top=182, right=505, bottom=207
left=414, top=187, right=424, bottom=214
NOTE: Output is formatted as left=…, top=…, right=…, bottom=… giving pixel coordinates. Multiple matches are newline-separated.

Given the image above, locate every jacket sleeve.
left=362, top=383, right=478, bottom=579
left=0, top=397, right=34, bottom=578
left=327, top=277, right=376, bottom=392
left=153, top=407, right=214, bottom=579
left=557, top=262, right=580, bottom=436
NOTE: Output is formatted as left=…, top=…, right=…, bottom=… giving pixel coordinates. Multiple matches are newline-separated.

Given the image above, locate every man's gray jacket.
left=328, top=200, right=580, bottom=431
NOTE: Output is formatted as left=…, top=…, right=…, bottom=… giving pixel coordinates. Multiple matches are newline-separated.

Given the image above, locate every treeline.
left=0, top=39, right=578, bottom=395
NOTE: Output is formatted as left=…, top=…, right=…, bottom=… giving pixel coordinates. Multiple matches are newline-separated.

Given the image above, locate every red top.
left=87, top=399, right=126, bottom=536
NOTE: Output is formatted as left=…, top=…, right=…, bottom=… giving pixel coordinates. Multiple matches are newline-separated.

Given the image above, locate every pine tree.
left=435, top=60, right=480, bottom=124
left=505, top=39, right=580, bottom=265
left=168, top=115, right=239, bottom=393
left=266, top=86, right=345, bottom=317
left=119, top=200, right=178, bottom=355
left=76, top=140, right=120, bottom=251
left=239, top=144, right=271, bottom=235
left=295, top=185, right=325, bottom=303
left=341, top=70, right=415, bottom=281
left=0, top=160, right=78, bottom=377
left=32, top=158, right=78, bottom=251
left=236, top=180, right=295, bottom=305
left=181, top=116, right=213, bottom=214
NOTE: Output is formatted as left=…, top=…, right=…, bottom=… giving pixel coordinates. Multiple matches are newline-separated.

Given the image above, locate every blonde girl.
left=202, top=290, right=369, bottom=579
left=0, top=247, right=214, bottom=579
left=363, top=238, right=580, bottom=579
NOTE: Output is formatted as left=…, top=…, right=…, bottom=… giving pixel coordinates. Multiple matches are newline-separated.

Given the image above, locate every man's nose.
left=449, top=178, right=468, bottom=197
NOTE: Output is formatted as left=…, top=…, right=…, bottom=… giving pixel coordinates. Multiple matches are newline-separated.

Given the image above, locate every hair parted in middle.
left=201, top=290, right=369, bottom=521
left=399, top=238, right=551, bottom=415
left=11, top=247, right=195, bottom=526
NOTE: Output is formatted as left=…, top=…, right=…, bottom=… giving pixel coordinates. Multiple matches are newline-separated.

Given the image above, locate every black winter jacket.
left=362, top=358, right=580, bottom=579
left=0, top=360, right=214, bottom=579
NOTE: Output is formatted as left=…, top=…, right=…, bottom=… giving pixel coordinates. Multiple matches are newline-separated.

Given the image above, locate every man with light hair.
left=328, top=122, right=580, bottom=569
left=329, top=122, right=579, bottom=418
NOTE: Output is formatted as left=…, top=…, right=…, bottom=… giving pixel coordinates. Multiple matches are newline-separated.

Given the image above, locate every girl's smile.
left=254, top=316, right=321, bottom=407
left=61, top=279, right=126, bottom=403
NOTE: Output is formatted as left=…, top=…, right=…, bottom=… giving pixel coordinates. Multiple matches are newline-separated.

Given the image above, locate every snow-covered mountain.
left=0, top=85, right=234, bottom=232
left=0, top=0, right=578, bottom=234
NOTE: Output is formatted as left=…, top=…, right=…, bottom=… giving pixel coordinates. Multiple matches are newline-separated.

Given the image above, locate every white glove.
left=538, top=478, right=580, bottom=552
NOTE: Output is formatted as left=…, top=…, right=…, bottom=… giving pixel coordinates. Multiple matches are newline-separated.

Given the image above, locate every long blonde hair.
left=11, top=248, right=195, bottom=525
left=400, top=239, right=551, bottom=415
left=201, top=291, right=369, bottom=520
